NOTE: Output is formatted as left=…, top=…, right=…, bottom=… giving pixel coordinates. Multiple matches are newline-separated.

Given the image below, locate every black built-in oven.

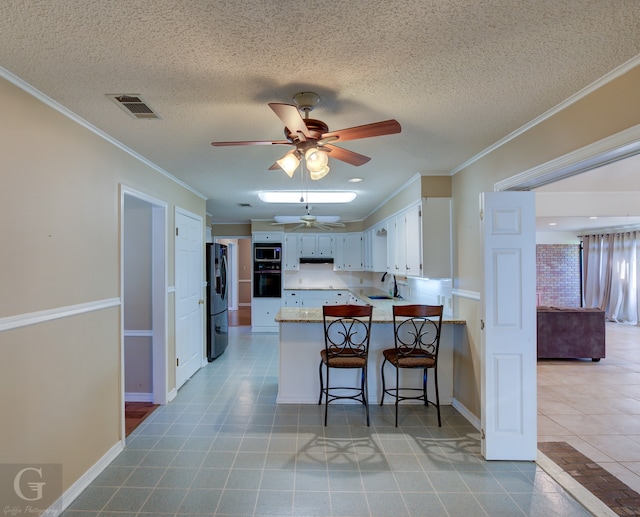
left=253, top=243, right=282, bottom=298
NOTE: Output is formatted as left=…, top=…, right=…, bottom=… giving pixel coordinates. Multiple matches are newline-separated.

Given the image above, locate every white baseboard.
left=452, top=398, right=481, bottom=430
left=167, top=388, right=178, bottom=402
left=124, top=392, right=153, bottom=402
left=47, top=441, right=123, bottom=517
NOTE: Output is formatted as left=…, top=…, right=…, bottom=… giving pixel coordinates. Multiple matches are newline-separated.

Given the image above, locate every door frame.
left=483, top=124, right=640, bottom=459
left=120, top=185, right=168, bottom=444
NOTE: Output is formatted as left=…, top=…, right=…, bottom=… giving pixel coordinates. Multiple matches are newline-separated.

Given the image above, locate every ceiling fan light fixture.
left=276, top=152, right=300, bottom=177
left=309, top=165, right=330, bottom=180
left=305, top=148, right=329, bottom=172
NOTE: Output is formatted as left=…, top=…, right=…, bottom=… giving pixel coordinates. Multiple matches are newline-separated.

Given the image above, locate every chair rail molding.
left=0, top=298, right=121, bottom=333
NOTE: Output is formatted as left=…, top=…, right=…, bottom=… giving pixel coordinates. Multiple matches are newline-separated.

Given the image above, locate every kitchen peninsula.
left=275, top=289, right=465, bottom=405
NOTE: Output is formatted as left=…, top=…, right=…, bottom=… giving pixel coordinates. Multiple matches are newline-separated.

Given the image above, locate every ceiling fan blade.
left=323, top=144, right=371, bottom=166
left=269, top=103, right=310, bottom=138
left=322, top=119, right=401, bottom=143
left=211, top=139, right=292, bottom=146
left=313, top=222, right=334, bottom=231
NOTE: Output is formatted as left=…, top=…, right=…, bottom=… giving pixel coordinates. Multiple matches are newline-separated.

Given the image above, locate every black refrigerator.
left=206, top=243, right=229, bottom=361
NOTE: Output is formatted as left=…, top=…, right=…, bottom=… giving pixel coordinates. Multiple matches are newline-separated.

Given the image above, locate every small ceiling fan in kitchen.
left=271, top=205, right=345, bottom=231
left=211, top=92, right=401, bottom=180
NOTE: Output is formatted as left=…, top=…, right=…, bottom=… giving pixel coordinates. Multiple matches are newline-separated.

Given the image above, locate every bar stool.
left=380, top=304, right=443, bottom=427
left=318, top=304, right=373, bottom=426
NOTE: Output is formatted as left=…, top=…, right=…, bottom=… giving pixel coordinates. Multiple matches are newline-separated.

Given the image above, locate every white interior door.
left=480, top=191, right=537, bottom=460
left=175, top=208, right=204, bottom=389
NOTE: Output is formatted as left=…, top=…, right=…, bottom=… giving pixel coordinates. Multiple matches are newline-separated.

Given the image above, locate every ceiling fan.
left=271, top=205, right=346, bottom=231
left=211, top=92, right=401, bottom=179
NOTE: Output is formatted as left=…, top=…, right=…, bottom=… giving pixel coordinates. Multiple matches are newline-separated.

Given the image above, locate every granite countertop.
left=275, top=288, right=465, bottom=324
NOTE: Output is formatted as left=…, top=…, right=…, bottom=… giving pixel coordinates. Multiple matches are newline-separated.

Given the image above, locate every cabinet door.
left=405, top=204, right=422, bottom=277
left=316, top=235, right=334, bottom=256
left=283, top=234, right=299, bottom=270
left=386, top=219, right=396, bottom=273
left=299, top=234, right=317, bottom=256
left=252, top=231, right=283, bottom=243
left=344, top=233, right=363, bottom=270
left=372, top=223, right=388, bottom=273
left=394, top=214, right=407, bottom=275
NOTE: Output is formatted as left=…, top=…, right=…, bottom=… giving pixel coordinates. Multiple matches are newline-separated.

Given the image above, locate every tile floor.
left=538, top=321, right=640, bottom=495
left=63, top=327, right=596, bottom=517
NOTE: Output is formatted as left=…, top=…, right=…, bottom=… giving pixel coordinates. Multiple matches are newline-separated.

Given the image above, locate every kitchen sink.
left=368, top=295, right=393, bottom=300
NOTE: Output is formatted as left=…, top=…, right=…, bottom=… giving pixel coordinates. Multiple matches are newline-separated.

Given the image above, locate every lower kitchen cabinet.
left=252, top=297, right=281, bottom=332
left=283, top=289, right=349, bottom=307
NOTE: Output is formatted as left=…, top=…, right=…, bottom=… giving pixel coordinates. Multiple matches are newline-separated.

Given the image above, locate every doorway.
left=217, top=237, right=252, bottom=327
left=121, top=186, right=168, bottom=442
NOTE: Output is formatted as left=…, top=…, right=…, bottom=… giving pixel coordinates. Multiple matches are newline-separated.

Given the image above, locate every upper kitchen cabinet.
left=363, top=224, right=387, bottom=272
left=383, top=198, right=452, bottom=279
left=299, top=233, right=334, bottom=257
left=283, top=234, right=300, bottom=270
left=334, top=233, right=363, bottom=271
left=252, top=231, right=284, bottom=243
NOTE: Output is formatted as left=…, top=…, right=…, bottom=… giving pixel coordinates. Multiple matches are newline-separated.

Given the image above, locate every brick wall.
left=536, top=244, right=582, bottom=307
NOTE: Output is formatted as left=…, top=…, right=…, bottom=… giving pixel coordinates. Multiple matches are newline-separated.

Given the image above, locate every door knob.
left=199, top=299, right=204, bottom=305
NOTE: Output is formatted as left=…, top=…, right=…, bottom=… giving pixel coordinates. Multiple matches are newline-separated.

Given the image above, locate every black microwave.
left=254, top=244, right=281, bottom=262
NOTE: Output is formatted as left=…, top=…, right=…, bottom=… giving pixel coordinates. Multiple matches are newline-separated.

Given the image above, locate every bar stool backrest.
left=323, top=304, right=373, bottom=358
left=393, top=304, right=443, bottom=360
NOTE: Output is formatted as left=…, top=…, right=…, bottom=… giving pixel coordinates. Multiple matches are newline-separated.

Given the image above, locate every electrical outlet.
left=359, top=278, right=363, bottom=284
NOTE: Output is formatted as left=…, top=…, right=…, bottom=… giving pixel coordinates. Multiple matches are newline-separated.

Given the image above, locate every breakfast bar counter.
left=275, top=294, right=465, bottom=405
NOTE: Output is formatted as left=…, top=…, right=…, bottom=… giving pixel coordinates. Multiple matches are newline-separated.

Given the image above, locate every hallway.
left=63, top=328, right=595, bottom=517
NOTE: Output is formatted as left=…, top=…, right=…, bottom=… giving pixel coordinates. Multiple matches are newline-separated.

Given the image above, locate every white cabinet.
left=283, top=289, right=350, bottom=307
left=283, top=234, right=299, bottom=270
left=252, top=231, right=283, bottom=243
left=251, top=297, right=281, bottom=332
left=405, top=203, right=422, bottom=276
left=298, top=233, right=334, bottom=257
left=380, top=198, right=452, bottom=278
left=334, top=233, right=363, bottom=271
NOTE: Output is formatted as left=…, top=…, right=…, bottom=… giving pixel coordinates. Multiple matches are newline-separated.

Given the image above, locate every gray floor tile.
left=60, top=327, right=602, bottom=517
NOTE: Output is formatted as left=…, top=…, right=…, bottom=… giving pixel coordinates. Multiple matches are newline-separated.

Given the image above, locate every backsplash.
left=283, top=264, right=373, bottom=289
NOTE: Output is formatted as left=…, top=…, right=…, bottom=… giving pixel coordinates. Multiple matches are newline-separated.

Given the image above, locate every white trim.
left=168, top=286, right=176, bottom=293
left=452, top=398, right=481, bottom=430
left=451, top=54, right=640, bottom=176
left=0, top=298, right=120, bottom=332
left=536, top=451, right=617, bottom=517
left=125, top=391, right=154, bottom=402
left=0, top=65, right=206, bottom=201
left=124, top=329, right=154, bottom=338
left=46, top=441, right=123, bottom=517
left=167, top=388, right=178, bottom=402
left=452, top=288, right=480, bottom=301
left=495, top=124, right=640, bottom=191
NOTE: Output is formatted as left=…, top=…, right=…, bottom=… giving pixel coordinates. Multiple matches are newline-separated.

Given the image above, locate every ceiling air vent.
left=106, top=94, right=161, bottom=120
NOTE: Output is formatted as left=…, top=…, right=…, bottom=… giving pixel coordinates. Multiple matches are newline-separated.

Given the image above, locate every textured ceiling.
left=1, top=1, right=639, bottom=224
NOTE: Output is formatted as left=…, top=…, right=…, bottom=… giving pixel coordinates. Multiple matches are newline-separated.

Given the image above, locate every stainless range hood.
left=299, top=257, right=334, bottom=264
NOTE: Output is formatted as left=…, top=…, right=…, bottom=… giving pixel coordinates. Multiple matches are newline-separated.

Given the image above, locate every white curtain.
left=582, top=231, right=640, bottom=324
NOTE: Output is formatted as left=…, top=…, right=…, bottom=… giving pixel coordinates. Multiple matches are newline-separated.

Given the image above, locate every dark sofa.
left=536, top=306, right=605, bottom=361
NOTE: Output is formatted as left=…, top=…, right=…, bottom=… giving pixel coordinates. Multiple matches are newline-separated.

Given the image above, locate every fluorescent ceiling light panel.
left=258, top=191, right=357, bottom=203
left=274, top=215, right=341, bottom=223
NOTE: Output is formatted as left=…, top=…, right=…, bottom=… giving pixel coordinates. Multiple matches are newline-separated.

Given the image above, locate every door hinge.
left=480, top=319, right=485, bottom=330
left=175, top=227, right=179, bottom=236
left=481, top=428, right=486, bottom=440
left=176, top=357, right=179, bottom=366
left=479, top=209, right=484, bottom=221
